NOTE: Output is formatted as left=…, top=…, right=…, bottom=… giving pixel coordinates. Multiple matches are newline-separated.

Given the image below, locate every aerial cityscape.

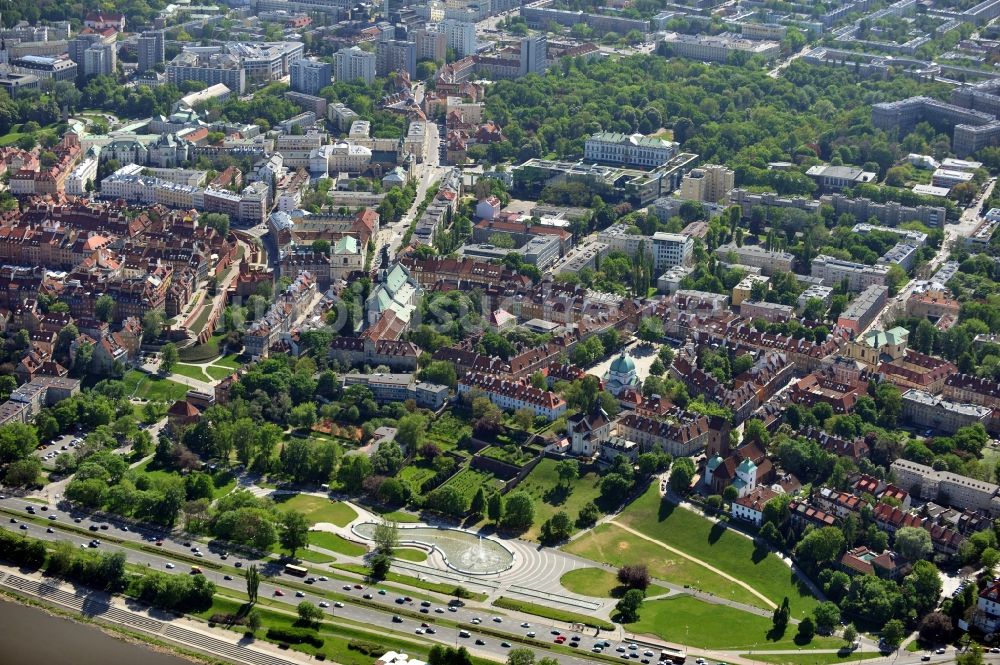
left=5, top=0, right=1000, bottom=664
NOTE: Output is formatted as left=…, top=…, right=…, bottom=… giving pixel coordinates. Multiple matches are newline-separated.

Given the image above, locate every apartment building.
left=741, top=300, right=793, bottom=323
left=138, top=30, right=165, bottom=73
left=732, top=274, right=768, bottom=306
left=615, top=411, right=710, bottom=458
left=714, top=243, right=794, bottom=276
left=679, top=164, right=734, bottom=203
left=457, top=371, right=567, bottom=419
left=413, top=25, right=447, bottom=62
left=943, top=374, right=1000, bottom=411
left=289, top=57, right=332, bottom=96
left=901, top=389, right=992, bottom=434
left=891, top=458, right=1000, bottom=516
left=442, top=19, right=477, bottom=57
left=334, top=46, right=376, bottom=84
left=376, top=38, right=416, bottom=78
left=584, top=132, right=677, bottom=169
left=798, top=284, right=833, bottom=313
left=810, top=255, right=889, bottom=291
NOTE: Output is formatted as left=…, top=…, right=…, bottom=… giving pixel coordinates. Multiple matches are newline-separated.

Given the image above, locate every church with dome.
left=604, top=352, right=640, bottom=397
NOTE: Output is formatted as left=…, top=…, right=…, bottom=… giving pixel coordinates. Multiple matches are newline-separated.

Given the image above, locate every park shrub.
left=348, top=640, right=386, bottom=657
left=266, top=628, right=324, bottom=648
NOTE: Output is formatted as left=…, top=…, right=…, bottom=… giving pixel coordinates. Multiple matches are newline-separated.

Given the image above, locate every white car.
left=319, top=602, right=329, bottom=608
left=334, top=602, right=344, bottom=608
left=165, top=563, right=175, bottom=569
left=521, top=622, right=531, bottom=628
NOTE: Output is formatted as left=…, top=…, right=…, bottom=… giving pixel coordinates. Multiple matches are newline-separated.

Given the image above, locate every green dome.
left=610, top=353, right=636, bottom=374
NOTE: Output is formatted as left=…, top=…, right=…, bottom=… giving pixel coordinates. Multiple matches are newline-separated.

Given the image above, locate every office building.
left=334, top=46, right=376, bottom=84
left=519, top=34, right=547, bottom=76
left=9, top=54, right=77, bottom=81
left=290, top=57, right=332, bottom=95
left=662, top=32, right=780, bottom=63
left=900, top=390, right=992, bottom=435
left=805, top=164, right=878, bottom=192
left=137, top=30, right=165, bottom=73
left=679, top=164, right=734, bottom=203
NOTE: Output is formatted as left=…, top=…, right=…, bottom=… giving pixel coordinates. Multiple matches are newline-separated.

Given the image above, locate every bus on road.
left=284, top=564, right=308, bottom=577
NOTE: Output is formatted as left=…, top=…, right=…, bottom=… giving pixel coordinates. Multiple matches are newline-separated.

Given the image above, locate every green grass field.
left=631, top=596, right=841, bottom=651
left=122, top=370, right=190, bottom=402
left=516, top=458, right=604, bottom=541
left=178, top=333, right=225, bottom=363
left=173, top=363, right=210, bottom=381
left=279, top=546, right=336, bottom=564
left=441, top=468, right=499, bottom=503
left=563, top=523, right=760, bottom=607
left=274, top=495, right=357, bottom=527
left=559, top=567, right=667, bottom=598
left=206, top=365, right=236, bottom=381
left=492, top=597, right=614, bottom=631
left=310, top=531, right=368, bottom=557
left=615, top=486, right=819, bottom=613
left=394, top=548, right=427, bottom=562
left=378, top=510, right=421, bottom=523
left=746, top=652, right=874, bottom=665
left=399, top=463, right=437, bottom=494
left=426, top=413, right=471, bottom=451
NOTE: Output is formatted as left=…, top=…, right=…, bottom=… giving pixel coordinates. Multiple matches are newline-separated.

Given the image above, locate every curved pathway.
left=606, top=519, right=776, bottom=610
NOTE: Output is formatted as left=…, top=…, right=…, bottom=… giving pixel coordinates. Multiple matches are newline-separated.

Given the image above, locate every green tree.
left=555, top=459, right=579, bottom=488
left=894, top=526, right=933, bottom=561
left=297, top=601, right=324, bottom=625
left=813, top=601, right=841, bottom=633
left=501, top=491, right=534, bottom=532
left=881, top=619, right=905, bottom=649
left=279, top=511, right=310, bottom=558
left=4, top=457, right=41, bottom=486
left=368, top=552, right=392, bottom=581
left=797, top=616, right=815, bottom=642
left=539, top=511, right=572, bottom=544
left=246, top=564, right=261, bottom=604
left=487, top=491, right=504, bottom=525
left=470, top=487, right=487, bottom=517
left=94, top=294, right=115, bottom=322
left=615, top=588, right=645, bottom=623
left=373, top=519, right=399, bottom=555
left=247, top=609, right=262, bottom=635
left=160, top=343, right=179, bottom=373
left=670, top=457, right=696, bottom=492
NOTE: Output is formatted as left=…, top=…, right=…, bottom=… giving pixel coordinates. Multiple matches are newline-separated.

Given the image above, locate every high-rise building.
left=442, top=19, right=476, bottom=57
left=519, top=34, right=546, bottom=76
left=334, top=46, right=376, bottom=84
left=82, top=42, right=116, bottom=78
left=137, top=30, right=165, bottom=73
left=376, top=39, right=416, bottom=77
left=414, top=25, right=447, bottom=62
left=290, top=57, right=332, bottom=95
left=679, top=164, right=734, bottom=203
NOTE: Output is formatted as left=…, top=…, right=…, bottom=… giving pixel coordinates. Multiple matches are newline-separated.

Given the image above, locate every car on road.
left=616, top=647, right=627, bottom=653
left=8, top=518, right=15, bottom=523
left=99, top=524, right=108, bottom=530
left=334, top=602, right=344, bottom=608
left=471, top=617, right=481, bottom=624
left=392, top=616, right=403, bottom=623
left=500, top=643, right=510, bottom=649
left=89, top=525, right=98, bottom=531
left=434, top=607, right=444, bottom=613
left=421, top=601, right=431, bottom=607
left=378, top=589, right=386, bottom=595
left=48, top=514, right=56, bottom=521
left=644, top=651, right=653, bottom=656
left=492, top=617, right=502, bottom=623
left=165, top=563, right=175, bottom=569
left=234, top=562, right=243, bottom=568
left=527, top=632, right=535, bottom=638
left=273, top=589, right=284, bottom=597
left=554, top=637, right=566, bottom=644
left=475, top=639, right=485, bottom=646
left=628, top=644, right=638, bottom=651
left=426, top=628, right=436, bottom=635
left=306, top=578, right=315, bottom=584
left=921, top=657, right=930, bottom=662
left=223, top=575, right=233, bottom=580
left=395, top=598, right=406, bottom=604
left=415, top=629, right=424, bottom=635
left=319, top=602, right=329, bottom=608
left=448, top=606, right=458, bottom=612
left=551, top=630, right=560, bottom=636
left=18, top=524, right=27, bottom=530
left=354, top=584, right=363, bottom=589
left=420, top=608, right=429, bottom=614
left=318, top=576, right=327, bottom=581
left=343, top=585, right=353, bottom=591
left=295, top=591, right=305, bottom=598
left=520, top=622, right=531, bottom=628
left=364, top=593, right=373, bottom=599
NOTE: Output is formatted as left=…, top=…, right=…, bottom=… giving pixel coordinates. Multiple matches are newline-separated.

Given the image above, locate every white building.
left=811, top=254, right=889, bottom=292
left=652, top=232, right=693, bottom=270
left=334, top=46, right=376, bottom=84
left=730, top=486, right=778, bottom=526
left=442, top=19, right=476, bottom=57
left=65, top=156, right=99, bottom=196
left=584, top=132, right=677, bottom=169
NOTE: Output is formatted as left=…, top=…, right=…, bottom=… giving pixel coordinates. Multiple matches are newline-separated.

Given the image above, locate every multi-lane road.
left=0, top=497, right=623, bottom=665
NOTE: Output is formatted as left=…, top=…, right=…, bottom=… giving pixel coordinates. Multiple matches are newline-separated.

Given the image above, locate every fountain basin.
left=353, top=523, right=515, bottom=575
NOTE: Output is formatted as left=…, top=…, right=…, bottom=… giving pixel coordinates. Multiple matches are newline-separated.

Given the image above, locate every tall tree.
left=279, top=511, right=310, bottom=558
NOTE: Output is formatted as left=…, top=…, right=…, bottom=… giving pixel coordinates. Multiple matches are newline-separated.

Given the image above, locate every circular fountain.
left=353, top=523, right=515, bottom=575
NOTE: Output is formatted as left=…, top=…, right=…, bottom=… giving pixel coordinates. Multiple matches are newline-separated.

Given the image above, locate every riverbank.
left=0, top=592, right=202, bottom=665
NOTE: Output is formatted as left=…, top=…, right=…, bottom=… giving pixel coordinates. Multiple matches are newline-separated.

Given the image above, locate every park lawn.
left=492, top=597, right=614, bottom=631
left=746, top=653, right=875, bottom=665
left=516, top=458, right=604, bottom=541
left=205, top=364, right=236, bottom=381
left=394, top=548, right=427, bottom=562
left=279, top=546, right=336, bottom=564
left=563, top=523, right=760, bottom=607
left=122, top=370, right=190, bottom=402
left=173, top=363, right=210, bottom=381
left=310, top=531, right=368, bottom=557
left=178, top=333, right=224, bottom=363
left=559, top=568, right=667, bottom=599
left=188, top=304, right=214, bottom=336
left=274, top=495, right=357, bottom=527
left=616, top=485, right=819, bottom=614
left=378, top=510, right=421, bottom=524
left=211, top=471, right=237, bottom=499
left=631, top=596, right=842, bottom=651
left=215, top=352, right=243, bottom=369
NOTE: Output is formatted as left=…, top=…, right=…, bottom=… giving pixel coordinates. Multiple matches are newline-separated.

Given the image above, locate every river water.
left=0, top=596, right=196, bottom=665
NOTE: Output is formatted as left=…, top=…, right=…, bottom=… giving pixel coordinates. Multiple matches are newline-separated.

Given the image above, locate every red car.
left=273, top=589, right=285, bottom=597
left=554, top=637, right=566, bottom=644
left=155, top=540, right=163, bottom=546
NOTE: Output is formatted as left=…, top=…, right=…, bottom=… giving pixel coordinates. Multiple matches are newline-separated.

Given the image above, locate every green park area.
left=122, top=370, right=189, bottom=402
left=559, top=567, right=668, bottom=599
left=747, top=653, right=874, bottom=665
left=563, top=523, right=760, bottom=607
left=309, top=531, right=368, bottom=557
left=631, top=596, right=841, bottom=651
left=394, top=548, right=428, bottom=562
left=133, top=459, right=235, bottom=500
left=515, top=458, right=604, bottom=541
left=615, top=485, right=820, bottom=613
left=274, top=495, right=357, bottom=527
